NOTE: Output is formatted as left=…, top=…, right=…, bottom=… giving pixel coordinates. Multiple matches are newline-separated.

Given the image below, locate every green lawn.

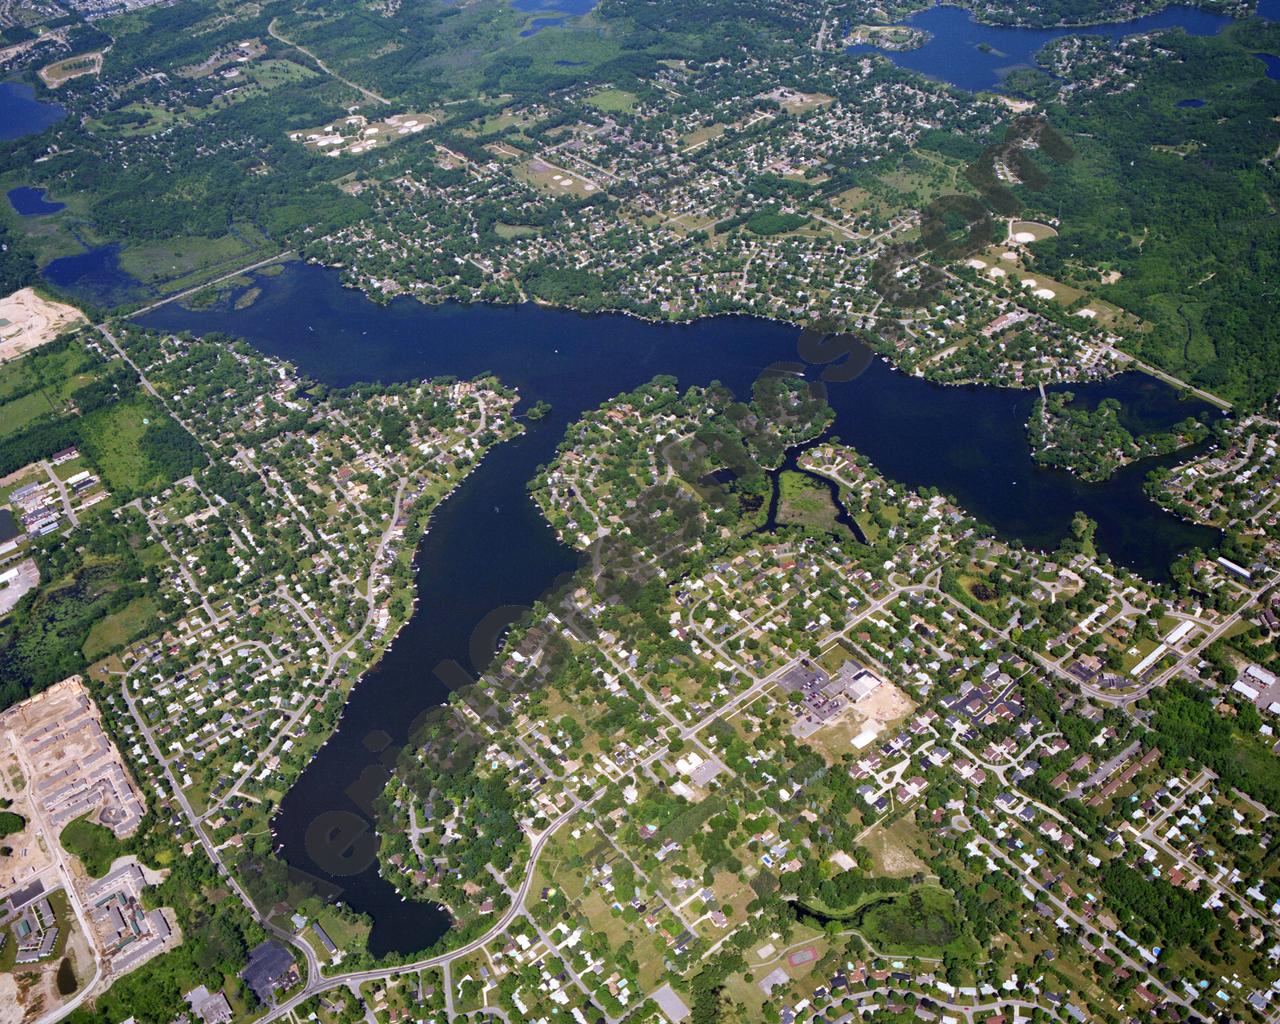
left=495, top=222, right=538, bottom=239
left=60, top=815, right=123, bottom=878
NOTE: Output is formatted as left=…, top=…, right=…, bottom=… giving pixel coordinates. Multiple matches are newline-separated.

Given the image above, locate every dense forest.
left=0, top=511, right=162, bottom=704
left=1148, top=679, right=1280, bottom=815
left=0, top=221, right=37, bottom=294
left=1024, top=24, right=1280, bottom=408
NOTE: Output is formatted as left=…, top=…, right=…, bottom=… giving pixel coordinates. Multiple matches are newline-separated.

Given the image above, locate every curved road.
left=256, top=798, right=584, bottom=1021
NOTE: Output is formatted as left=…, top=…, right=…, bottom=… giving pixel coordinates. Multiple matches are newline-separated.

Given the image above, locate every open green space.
left=586, top=87, right=638, bottom=112
left=777, top=471, right=841, bottom=533
left=117, top=226, right=273, bottom=292
left=855, top=886, right=977, bottom=958
left=79, top=398, right=204, bottom=498
left=0, top=389, right=59, bottom=439
left=82, top=595, right=159, bottom=661
left=60, top=814, right=124, bottom=878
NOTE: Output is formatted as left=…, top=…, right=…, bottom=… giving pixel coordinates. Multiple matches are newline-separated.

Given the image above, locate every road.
left=214, top=476, right=410, bottom=809
left=79, top=290, right=1257, bottom=1020
left=116, top=666, right=323, bottom=994
left=126, top=493, right=222, bottom=624
left=96, top=324, right=207, bottom=450
left=1082, top=567, right=1280, bottom=706
left=15, top=728, right=104, bottom=1024
left=268, top=19, right=390, bottom=106
left=980, top=831, right=1195, bottom=1014
left=125, top=252, right=293, bottom=320
left=1100, top=341, right=1233, bottom=411
left=39, top=459, right=78, bottom=528
left=251, top=572, right=943, bottom=1017
left=257, top=799, right=585, bottom=1020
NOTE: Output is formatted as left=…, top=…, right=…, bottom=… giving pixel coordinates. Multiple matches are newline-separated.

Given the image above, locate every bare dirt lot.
left=0, top=741, right=51, bottom=892
left=0, top=975, right=21, bottom=1024
left=853, top=681, right=915, bottom=726
left=0, top=290, right=86, bottom=363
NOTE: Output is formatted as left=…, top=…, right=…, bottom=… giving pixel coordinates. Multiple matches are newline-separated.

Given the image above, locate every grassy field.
left=681, top=124, right=726, bottom=150
left=118, top=227, right=270, bottom=290
left=494, top=222, right=538, bottom=239
left=587, top=88, right=637, bottom=113
left=860, top=816, right=929, bottom=878
left=60, top=815, right=123, bottom=878
left=0, top=389, right=58, bottom=439
left=0, top=342, right=103, bottom=444
left=1011, top=219, right=1058, bottom=242
left=0, top=340, right=97, bottom=405
left=82, top=595, right=158, bottom=660
left=777, top=471, right=840, bottom=532
left=78, top=399, right=158, bottom=495
left=516, top=159, right=599, bottom=197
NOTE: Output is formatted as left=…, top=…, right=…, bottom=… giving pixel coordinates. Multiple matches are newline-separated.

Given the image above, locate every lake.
left=511, top=0, right=597, bottom=13
left=0, top=81, right=65, bottom=141
left=511, top=0, right=597, bottom=35
left=7, top=186, right=65, bottom=216
left=137, top=261, right=1220, bottom=955
left=847, top=3, right=1246, bottom=91
left=41, top=244, right=143, bottom=308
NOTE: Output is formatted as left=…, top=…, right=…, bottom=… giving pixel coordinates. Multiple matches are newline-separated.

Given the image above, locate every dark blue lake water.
left=0, top=80, right=65, bottom=140
left=7, top=186, right=65, bottom=216
left=1256, top=52, right=1280, bottom=80
left=847, top=3, right=1241, bottom=91
left=137, top=261, right=1221, bottom=955
left=41, top=244, right=143, bottom=308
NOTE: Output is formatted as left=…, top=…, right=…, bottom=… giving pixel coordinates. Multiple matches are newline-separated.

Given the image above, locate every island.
left=1027, top=389, right=1210, bottom=481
